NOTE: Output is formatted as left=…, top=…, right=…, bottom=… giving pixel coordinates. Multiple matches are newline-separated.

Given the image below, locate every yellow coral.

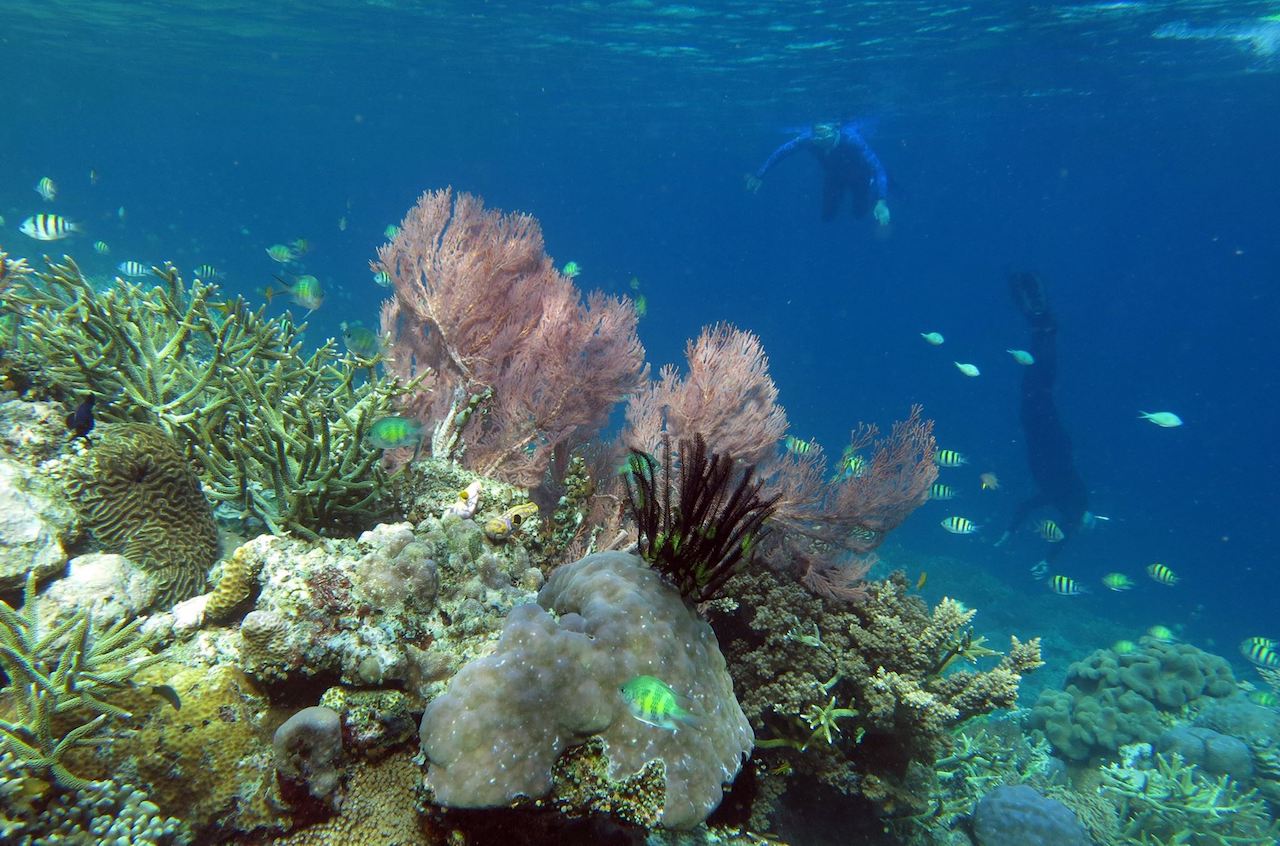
left=205, top=542, right=261, bottom=621
left=270, top=750, right=428, bottom=845
left=65, top=661, right=281, bottom=834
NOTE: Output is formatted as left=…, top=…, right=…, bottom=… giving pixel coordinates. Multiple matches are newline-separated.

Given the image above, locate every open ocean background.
left=3, top=1, right=1277, bottom=681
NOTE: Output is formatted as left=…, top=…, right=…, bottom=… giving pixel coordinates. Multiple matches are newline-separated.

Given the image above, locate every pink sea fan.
left=377, top=188, right=646, bottom=486
left=623, top=322, right=787, bottom=467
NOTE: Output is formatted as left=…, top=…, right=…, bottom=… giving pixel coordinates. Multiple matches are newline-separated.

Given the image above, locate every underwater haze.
left=2, top=0, right=1279, bottom=836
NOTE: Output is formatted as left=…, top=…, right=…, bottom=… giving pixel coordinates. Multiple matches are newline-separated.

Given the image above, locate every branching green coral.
left=9, top=257, right=426, bottom=538
left=0, top=573, right=162, bottom=788
left=1101, top=752, right=1280, bottom=845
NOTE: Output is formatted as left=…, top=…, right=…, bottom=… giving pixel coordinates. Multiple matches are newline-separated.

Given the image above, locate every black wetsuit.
left=1005, top=273, right=1088, bottom=559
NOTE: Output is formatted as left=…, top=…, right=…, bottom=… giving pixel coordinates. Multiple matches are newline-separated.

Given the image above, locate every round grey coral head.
left=419, top=551, right=753, bottom=829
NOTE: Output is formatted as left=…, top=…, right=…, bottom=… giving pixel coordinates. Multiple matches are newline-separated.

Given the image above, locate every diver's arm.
left=844, top=126, right=891, bottom=223
left=754, top=136, right=806, bottom=180
left=842, top=128, right=889, bottom=200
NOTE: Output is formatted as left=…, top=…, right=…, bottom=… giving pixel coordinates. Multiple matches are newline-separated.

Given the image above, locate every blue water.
left=3, top=2, right=1277, bottom=664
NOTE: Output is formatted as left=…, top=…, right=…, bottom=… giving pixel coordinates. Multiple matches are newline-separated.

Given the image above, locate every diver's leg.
left=1010, top=271, right=1058, bottom=387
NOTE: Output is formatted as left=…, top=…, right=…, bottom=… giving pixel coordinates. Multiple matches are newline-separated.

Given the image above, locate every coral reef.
left=61, top=661, right=281, bottom=835
left=715, top=568, right=1041, bottom=817
left=0, top=572, right=163, bottom=789
left=1030, top=638, right=1237, bottom=761
left=9, top=258, right=418, bottom=538
left=274, top=706, right=345, bottom=806
left=318, top=686, right=416, bottom=760
left=0, top=750, right=191, bottom=844
left=59, top=422, right=219, bottom=607
left=419, top=551, right=753, bottom=829
left=377, top=187, right=646, bottom=486
left=972, top=783, right=1091, bottom=846
left=271, top=751, right=429, bottom=845
left=165, top=517, right=539, bottom=693
left=1100, top=749, right=1280, bottom=844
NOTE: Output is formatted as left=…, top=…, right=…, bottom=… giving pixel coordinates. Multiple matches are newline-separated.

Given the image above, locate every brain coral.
left=62, top=422, right=219, bottom=606
left=1030, top=638, right=1236, bottom=760
left=419, top=551, right=753, bottom=829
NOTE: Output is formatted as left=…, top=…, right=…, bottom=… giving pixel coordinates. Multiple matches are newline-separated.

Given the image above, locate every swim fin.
left=1008, top=271, right=1053, bottom=326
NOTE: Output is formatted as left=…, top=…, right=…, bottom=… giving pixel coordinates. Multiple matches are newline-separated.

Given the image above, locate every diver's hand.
left=873, top=199, right=891, bottom=226
left=744, top=173, right=763, bottom=194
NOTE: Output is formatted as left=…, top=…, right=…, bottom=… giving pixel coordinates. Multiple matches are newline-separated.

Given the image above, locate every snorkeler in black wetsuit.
left=746, top=121, right=892, bottom=227
left=996, top=272, right=1091, bottom=562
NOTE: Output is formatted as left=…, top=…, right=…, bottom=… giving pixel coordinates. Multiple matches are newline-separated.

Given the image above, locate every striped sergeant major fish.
left=1051, top=575, right=1087, bottom=596
left=20, top=214, right=78, bottom=240
left=934, top=449, right=967, bottom=467
left=35, top=176, right=57, bottom=201
left=940, top=516, right=978, bottom=535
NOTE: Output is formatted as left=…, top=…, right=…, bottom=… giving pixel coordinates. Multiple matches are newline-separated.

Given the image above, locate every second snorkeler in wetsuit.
left=998, top=271, right=1096, bottom=563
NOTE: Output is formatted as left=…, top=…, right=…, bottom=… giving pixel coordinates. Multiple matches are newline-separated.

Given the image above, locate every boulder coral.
left=419, top=551, right=753, bottom=829
left=1030, top=639, right=1236, bottom=761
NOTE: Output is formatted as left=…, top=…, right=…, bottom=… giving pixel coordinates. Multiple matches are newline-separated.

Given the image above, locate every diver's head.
left=811, top=122, right=841, bottom=151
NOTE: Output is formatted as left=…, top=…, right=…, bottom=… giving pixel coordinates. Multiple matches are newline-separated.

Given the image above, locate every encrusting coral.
left=60, top=422, right=220, bottom=607
left=9, top=257, right=422, bottom=538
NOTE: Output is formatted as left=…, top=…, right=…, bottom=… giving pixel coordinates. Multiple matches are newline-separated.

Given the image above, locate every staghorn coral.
left=716, top=568, right=1041, bottom=817
left=10, top=256, right=421, bottom=538
left=60, top=422, right=219, bottom=607
left=377, top=187, right=646, bottom=486
left=1100, top=751, right=1280, bottom=844
left=0, top=572, right=162, bottom=789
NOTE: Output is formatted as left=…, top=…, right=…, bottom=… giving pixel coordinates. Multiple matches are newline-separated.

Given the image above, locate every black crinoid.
left=624, top=433, right=779, bottom=602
